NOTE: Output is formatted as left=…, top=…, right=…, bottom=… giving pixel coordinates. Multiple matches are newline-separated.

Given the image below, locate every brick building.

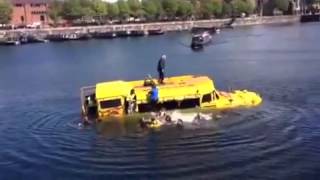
left=10, top=0, right=50, bottom=27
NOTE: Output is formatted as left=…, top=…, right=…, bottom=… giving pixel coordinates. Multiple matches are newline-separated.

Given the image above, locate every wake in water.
left=139, top=110, right=221, bottom=130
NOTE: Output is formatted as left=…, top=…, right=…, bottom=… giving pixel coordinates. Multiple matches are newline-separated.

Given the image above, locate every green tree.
left=274, top=0, right=289, bottom=12
left=153, top=0, right=164, bottom=19
left=128, top=0, right=142, bottom=17
left=200, top=0, right=223, bottom=18
left=191, top=0, right=202, bottom=19
left=211, top=0, right=223, bottom=16
left=176, top=0, right=194, bottom=19
left=62, top=0, right=84, bottom=20
left=117, top=0, right=130, bottom=19
left=0, top=0, right=12, bottom=24
left=231, top=0, right=253, bottom=15
left=48, top=0, right=63, bottom=25
left=162, top=0, right=178, bottom=19
left=107, top=3, right=119, bottom=19
left=92, top=0, right=108, bottom=17
left=222, top=1, right=233, bottom=17
left=248, top=0, right=257, bottom=13
left=142, top=0, right=157, bottom=20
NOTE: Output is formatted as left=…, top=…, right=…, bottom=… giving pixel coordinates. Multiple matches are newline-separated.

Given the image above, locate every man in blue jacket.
left=150, top=84, right=159, bottom=111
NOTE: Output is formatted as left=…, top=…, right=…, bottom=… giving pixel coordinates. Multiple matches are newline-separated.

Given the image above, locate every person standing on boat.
left=150, top=84, right=159, bottom=111
left=157, top=55, right=166, bottom=84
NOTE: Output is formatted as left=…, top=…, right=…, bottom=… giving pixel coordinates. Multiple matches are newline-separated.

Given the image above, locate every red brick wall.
left=11, top=2, right=50, bottom=26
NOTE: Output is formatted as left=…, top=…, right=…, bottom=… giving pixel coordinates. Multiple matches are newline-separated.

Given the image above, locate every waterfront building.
left=10, top=0, right=50, bottom=27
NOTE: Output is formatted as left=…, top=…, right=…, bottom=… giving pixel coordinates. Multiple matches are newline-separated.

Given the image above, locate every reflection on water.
left=0, top=23, right=320, bottom=179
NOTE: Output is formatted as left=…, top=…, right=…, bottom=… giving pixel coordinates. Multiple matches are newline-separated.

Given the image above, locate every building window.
left=40, top=15, right=45, bottom=21
left=31, top=11, right=46, bottom=15
left=15, top=3, right=22, bottom=7
left=31, top=3, right=41, bottom=7
left=21, top=16, right=24, bottom=23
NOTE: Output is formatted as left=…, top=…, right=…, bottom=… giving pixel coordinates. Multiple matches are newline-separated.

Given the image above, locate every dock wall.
left=0, top=15, right=300, bottom=36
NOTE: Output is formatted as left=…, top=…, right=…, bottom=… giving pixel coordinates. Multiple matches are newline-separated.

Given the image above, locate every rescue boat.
left=81, top=75, right=262, bottom=120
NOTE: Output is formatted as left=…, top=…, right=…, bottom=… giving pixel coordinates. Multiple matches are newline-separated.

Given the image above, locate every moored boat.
left=19, top=34, right=48, bottom=44
left=92, top=32, right=117, bottom=39
left=148, top=29, right=165, bottom=35
left=0, top=37, right=20, bottom=46
left=130, top=30, right=145, bottom=36
left=47, top=32, right=91, bottom=42
left=116, top=30, right=131, bottom=37
left=80, top=75, right=262, bottom=121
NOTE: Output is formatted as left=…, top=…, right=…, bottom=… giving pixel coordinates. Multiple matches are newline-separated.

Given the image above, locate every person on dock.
left=157, top=55, right=166, bottom=84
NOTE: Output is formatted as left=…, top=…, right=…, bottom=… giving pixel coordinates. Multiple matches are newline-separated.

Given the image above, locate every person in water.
left=127, top=89, right=137, bottom=114
left=157, top=55, right=166, bottom=84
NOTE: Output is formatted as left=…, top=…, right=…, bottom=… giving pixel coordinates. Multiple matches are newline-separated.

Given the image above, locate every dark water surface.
left=1, top=23, right=320, bottom=179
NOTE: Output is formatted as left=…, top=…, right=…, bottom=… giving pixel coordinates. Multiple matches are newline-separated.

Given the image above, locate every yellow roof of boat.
left=96, top=81, right=132, bottom=99
left=95, top=75, right=215, bottom=102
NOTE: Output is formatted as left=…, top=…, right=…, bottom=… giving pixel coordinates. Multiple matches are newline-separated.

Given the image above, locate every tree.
left=62, top=0, right=84, bottom=20
left=128, top=0, right=142, bottom=17
left=80, top=0, right=95, bottom=18
left=142, top=0, right=157, bottom=20
left=153, top=0, right=164, bottom=19
left=200, top=0, right=223, bottom=18
left=248, top=0, right=257, bottom=13
left=48, top=0, right=63, bottom=25
left=162, top=0, right=178, bottom=19
left=117, top=0, right=130, bottom=19
left=92, top=0, right=108, bottom=18
left=0, top=0, right=12, bottom=24
left=211, top=0, right=223, bottom=16
left=191, top=0, right=202, bottom=19
left=176, top=0, right=194, bottom=19
left=222, top=1, right=233, bottom=17
left=274, top=0, right=289, bottom=12
left=231, top=0, right=254, bottom=15
left=107, top=3, right=119, bottom=19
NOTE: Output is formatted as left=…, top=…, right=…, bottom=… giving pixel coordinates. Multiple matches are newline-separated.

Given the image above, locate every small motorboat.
left=191, top=31, right=212, bottom=49
left=148, top=29, right=165, bottom=35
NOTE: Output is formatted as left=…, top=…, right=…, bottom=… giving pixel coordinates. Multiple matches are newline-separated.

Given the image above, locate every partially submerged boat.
left=191, top=31, right=212, bottom=49
left=81, top=75, right=262, bottom=121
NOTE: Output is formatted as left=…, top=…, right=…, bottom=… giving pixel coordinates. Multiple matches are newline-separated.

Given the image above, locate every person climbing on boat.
left=157, top=54, right=166, bottom=84
left=127, top=89, right=137, bottom=114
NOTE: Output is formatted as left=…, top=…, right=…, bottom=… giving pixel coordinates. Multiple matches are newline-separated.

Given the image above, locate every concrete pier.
left=0, top=16, right=299, bottom=36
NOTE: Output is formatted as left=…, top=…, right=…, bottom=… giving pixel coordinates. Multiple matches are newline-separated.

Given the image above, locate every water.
left=1, top=22, right=320, bottom=179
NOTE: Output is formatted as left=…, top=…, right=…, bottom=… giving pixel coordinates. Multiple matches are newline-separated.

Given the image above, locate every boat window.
left=180, top=98, right=200, bottom=109
left=202, top=93, right=212, bottom=103
left=100, top=99, right=122, bottom=109
left=213, top=91, right=220, bottom=100
left=162, top=101, right=179, bottom=110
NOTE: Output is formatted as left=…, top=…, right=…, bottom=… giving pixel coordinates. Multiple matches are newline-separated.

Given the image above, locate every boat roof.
left=95, top=75, right=215, bottom=102
left=96, top=81, right=132, bottom=99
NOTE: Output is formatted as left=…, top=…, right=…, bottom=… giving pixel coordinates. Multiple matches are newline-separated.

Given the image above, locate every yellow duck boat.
left=81, top=75, right=262, bottom=120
